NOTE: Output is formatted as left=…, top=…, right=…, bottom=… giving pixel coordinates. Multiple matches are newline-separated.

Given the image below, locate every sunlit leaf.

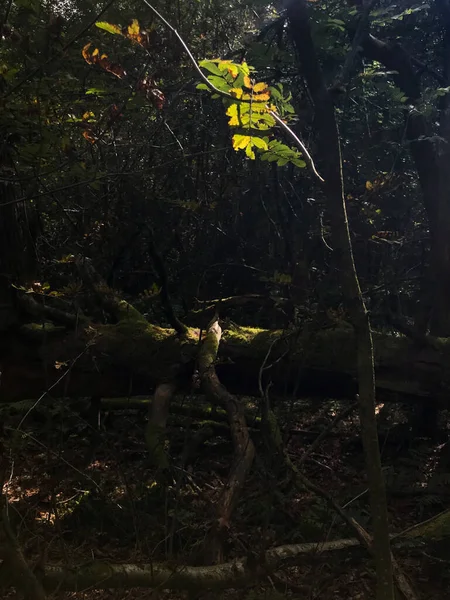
left=82, top=43, right=93, bottom=62
left=252, top=92, right=270, bottom=101
left=252, top=137, right=268, bottom=150
left=226, top=64, right=239, bottom=78
left=245, top=143, right=255, bottom=159
left=253, top=82, right=268, bottom=93
left=199, top=60, right=223, bottom=76
left=229, top=87, right=243, bottom=99
left=128, top=19, right=140, bottom=36
left=95, top=21, right=121, bottom=35
left=81, top=43, right=126, bottom=78
left=240, top=62, right=250, bottom=76
left=85, top=87, right=106, bottom=95
left=206, top=75, right=231, bottom=91
left=232, top=134, right=251, bottom=151
left=226, top=104, right=240, bottom=126
left=243, top=75, right=252, bottom=89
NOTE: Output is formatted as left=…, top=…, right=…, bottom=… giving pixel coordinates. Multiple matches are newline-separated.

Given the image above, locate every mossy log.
left=1, top=317, right=450, bottom=402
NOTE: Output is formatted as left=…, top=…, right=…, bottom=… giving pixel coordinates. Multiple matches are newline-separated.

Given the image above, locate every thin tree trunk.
left=286, top=1, right=394, bottom=598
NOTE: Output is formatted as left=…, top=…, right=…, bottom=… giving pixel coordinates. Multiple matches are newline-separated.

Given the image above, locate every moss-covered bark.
left=2, top=319, right=450, bottom=402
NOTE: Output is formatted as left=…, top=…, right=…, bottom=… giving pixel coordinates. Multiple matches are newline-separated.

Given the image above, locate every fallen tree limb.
left=2, top=320, right=448, bottom=403
left=13, top=531, right=434, bottom=594
left=3, top=282, right=450, bottom=404
left=198, top=319, right=256, bottom=562
left=36, top=539, right=361, bottom=593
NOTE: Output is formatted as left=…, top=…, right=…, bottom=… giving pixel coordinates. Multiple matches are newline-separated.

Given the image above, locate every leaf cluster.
left=197, top=59, right=305, bottom=168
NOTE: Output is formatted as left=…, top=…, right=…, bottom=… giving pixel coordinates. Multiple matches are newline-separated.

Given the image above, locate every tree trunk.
left=286, top=2, right=395, bottom=597
left=361, top=25, right=450, bottom=336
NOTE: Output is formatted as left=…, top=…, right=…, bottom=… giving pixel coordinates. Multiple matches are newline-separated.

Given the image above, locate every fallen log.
left=8, top=516, right=445, bottom=595
left=1, top=311, right=449, bottom=403
left=36, top=539, right=361, bottom=593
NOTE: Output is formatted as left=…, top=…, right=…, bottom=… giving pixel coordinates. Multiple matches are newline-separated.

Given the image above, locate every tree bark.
left=360, top=25, right=450, bottom=335
left=286, top=1, right=395, bottom=597
left=2, top=316, right=450, bottom=403
left=198, top=319, right=256, bottom=562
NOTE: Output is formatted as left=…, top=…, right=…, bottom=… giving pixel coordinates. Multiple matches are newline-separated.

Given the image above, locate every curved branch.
left=198, top=319, right=256, bottom=561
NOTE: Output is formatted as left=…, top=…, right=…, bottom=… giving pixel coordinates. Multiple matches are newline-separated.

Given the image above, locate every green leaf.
left=252, top=137, right=268, bottom=150
left=199, top=60, right=223, bottom=76
left=85, top=88, right=107, bottom=95
left=95, top=21, right=122, bottom=35
left=269, top=86, right=282, bottom=100
left=291, top=159, right=306, bottom=168
left=277, top=158, right=288, bottom=166
left=206, top=75, right=231, bottom=92
left=196, top=83, right=209, bottom=91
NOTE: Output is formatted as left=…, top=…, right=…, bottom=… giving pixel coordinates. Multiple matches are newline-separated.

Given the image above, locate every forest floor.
left=2, top=396, right=450, bottom=600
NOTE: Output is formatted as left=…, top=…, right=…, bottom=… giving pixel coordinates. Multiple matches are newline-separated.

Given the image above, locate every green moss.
left=116, top=300, right=149, bottom=324
left=198, top=329, right=220, bottom=371
left=406, top=509, right=450, bottom=540
left=20, top=322, right=66, bottom=338
left=225, top=326, right=272, bottom=344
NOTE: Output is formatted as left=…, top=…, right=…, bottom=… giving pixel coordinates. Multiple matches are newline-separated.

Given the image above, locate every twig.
left=140, top=0, right=324, bottom=183
left=3, top=0, right=118, bottom=98
left=299, top=401, right=358, bottom=466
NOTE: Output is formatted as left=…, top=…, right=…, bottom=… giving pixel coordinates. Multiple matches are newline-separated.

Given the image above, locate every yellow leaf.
left=226, top=104, right=240, bottom=126
left=243, top=75, right=252, bottom=89
left=253, top=82, right=268, bottom=93
left=245, top=143, right=255, bottom=159
left=82, top=42, right=92, bottom=60
left=232, top=134, right=251, bottom=151
left=227, top=64, right=239, bottom=78
left=252, top=92, right=270, bottom=102
left=128, top=19, right=140, bottom=36
left=366, top=181, right=373, bottom=190
left=229, top=87, right=243, bottom=99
